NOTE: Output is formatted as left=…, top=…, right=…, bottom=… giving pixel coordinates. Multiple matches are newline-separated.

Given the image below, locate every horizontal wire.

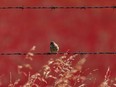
left=0, top=6, right=116, bottom=10
left=0, top=52, right=116, bottom=55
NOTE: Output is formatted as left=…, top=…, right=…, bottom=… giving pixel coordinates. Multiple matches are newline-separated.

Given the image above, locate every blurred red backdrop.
left=0, top=0, right=116, bottom=86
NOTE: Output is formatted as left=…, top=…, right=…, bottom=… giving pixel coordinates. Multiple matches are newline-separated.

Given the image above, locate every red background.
left=0, top=0, right=116, bottom=86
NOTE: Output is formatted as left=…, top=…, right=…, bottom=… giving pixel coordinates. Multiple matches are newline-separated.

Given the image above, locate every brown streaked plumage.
left=50, top=41, right=59, bottom=53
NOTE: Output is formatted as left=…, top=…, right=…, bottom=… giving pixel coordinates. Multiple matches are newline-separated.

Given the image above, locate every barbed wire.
left=0, top=52, right=116, bottom=55
left=0, top=6, right=116, bottom=10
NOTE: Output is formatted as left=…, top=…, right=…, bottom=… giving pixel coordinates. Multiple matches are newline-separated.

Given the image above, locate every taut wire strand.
left=0, top=6, right=116, bottom=10
left=0, top=52, right=116, bottom=55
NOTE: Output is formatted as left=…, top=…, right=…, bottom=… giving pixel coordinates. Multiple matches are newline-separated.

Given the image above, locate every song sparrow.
left=50, top=41, right=59, bottom=53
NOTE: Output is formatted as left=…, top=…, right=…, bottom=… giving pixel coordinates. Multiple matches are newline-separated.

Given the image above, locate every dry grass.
left=99, top=67, right=116, bottom=87
left=6, top=46, right=116, bottom=87
left=22, top=53, right=88, bottom=87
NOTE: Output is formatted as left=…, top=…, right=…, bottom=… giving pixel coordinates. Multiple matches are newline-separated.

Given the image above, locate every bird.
left=50, top=41, right=59, bottom=53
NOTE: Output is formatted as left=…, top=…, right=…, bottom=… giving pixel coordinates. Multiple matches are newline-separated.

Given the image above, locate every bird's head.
left=50, top=41, right=55, bottom=45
